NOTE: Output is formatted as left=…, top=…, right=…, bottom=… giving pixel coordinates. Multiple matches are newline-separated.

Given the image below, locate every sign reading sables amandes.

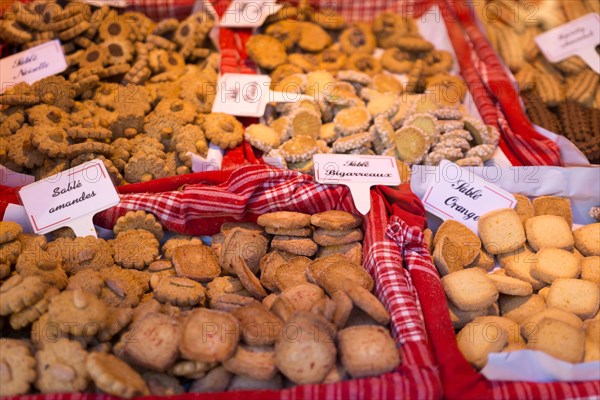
left=19, top=160, right=120, bottom=238
left=313, top=154, right=401, bottom=215
left=421, top=160, right=516, bottom=233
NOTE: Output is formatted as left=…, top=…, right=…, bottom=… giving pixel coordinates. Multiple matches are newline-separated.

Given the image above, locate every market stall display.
left=474, top=0, right=600, bottom=164
left=243, top=9, right=502, bottom=171
left=0, top=0, right=223, bottom=183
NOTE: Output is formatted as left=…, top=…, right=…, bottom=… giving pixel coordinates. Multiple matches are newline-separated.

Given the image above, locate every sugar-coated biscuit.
left=581, top=256, right=600, bottom=286
left=499, top=294, right=546, bottom=324
left=527, top=318, right=585, bottom=364
left=478, top=209, right=526, bottom=254
left=520, top=307, right=582, bottom=340
left=489, top=273, right=533, bottom=296
left=573, top=223, right=600, bottom=256
left=530, top=248, right=580, bottom=284
left=533, top=196, right=573, bottom=227
left=456, top=316, right=509, bottom=370
left=442, top=269, right=499, bottom=311
left=513, top=194, right=534, bottom=225
left=546, top=278, right=600, bottom=320
left=525, top=215, right=574, bottom=251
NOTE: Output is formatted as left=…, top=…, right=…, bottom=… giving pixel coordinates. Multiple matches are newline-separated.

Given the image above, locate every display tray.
left=0, top=164, right=441, bottom=399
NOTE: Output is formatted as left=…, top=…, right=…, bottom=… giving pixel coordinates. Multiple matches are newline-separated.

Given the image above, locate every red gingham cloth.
left=441, top=0, right=561, bottom=166
left=386, top=216, right=600, bottom=400
left=1, top=164, right=442, bottom=400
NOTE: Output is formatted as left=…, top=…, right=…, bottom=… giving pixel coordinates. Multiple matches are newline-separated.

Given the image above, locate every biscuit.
left=35, top=338, right=89, bottom=393
left=581, top=256, right=600, bottom=286
left=584, top=338, right=600, bottom=362
left=489, top=273, right=533, bottom=296
left=222, top=345, right=277, bottom=382
left=280, top=283, right=325, bottom=312
left=525, top=215, right=574, bottom=251
left=433, top=236, right=464, bottom=276
left=231, top=304, right=282, bottom=346
left=180, top=308, right=240, bottom=363
left=533, top=196, right=573, bottom=227
left=442, top=269, right=499, bottom=311
left=86, top=352, right=149, bottom=398
left=0, top=339, right=36, bottom=396
left=499, top=294, right=546, bottom=324
left=433, top=220, right=481, bottom=265
left=456, top=317, right=509, bottom=370
left=246, top=34, right=287, bottom=70
left=274, top=312, right=336, bottom=385
left=0, top=221, right=22, bottom=244
left=497, top=244, right=535, bottom=268
left=527, top=318, right=585, bottom=364
left=273, top=256, right=310, bottom=291
left=257, top=212, right=311, bottom=229
left=520, top=307, right=582, bottom=340
left=447, top=297, right=491, bottom=329
left=310, top=210, right=362, bottom=230
left=531, top=248, right=580, bottom=284
left=271, top=235, right=318, bottom=257
left=573, top=223, right=600, bottom=256
left=172, top=244, right=220, bottom=282
left=468, top=248, right=495, bottom=271
left=343, top=284, right=390, bottom=325
left=513, top=194, right=534, bottom=225
left=478, top=208, right=526, bottom=254
left=122, top=312, right=179, bottom=372
left=546, top=278, right=600, bottom=320
left=313, top=228, right=363, bottom=246
left=338, top=326, right=400, bottom=378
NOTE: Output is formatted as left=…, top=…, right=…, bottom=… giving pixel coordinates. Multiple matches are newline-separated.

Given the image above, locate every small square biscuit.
left=497, top=244, right=535, bottom=268
left=478, top=209, right=526, bottom=255
left=546, top=278, right=600, bottom=320
left=442, top=269, right=498, bottom=311
left=573, top=223, right=600, bottom=256
left=533, top=196, right=573, bottom=227
left=520, top=307, right=582, bottom=340
left=530, top=248, right=580, bottom=284
left=527, top=318, right=585, bottom=364
left=525, top=215, right=574, bottom=251
left=499, top=294, right=546, bottom=324
left=505, top=253, right=546, bottom=291
left=584, top=318, right=600, bottom=342
left=456, top=317, right=509, bottom=370
left=468, top=248, right=495, bottom=271
left=513, top=194, right=534, bottom=225
left=489, top=273, right=533, bottom=296
left=584, top=338, right=600, bottom=362
left=433, top=220, right=481, bottom=265
left=447, top=297, right=493, bottom=330
left=433, top=236, right=464, bottom=277
left=581, top=256, right=600, bottom=286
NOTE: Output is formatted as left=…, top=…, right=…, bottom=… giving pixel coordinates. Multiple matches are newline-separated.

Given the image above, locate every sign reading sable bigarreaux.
left=19, top=160, right=119, bottom=235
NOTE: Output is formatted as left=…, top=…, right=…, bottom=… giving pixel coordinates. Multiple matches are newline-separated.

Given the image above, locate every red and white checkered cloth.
left=386, top=216, right=600, bottom=400
left=441, top=0, right=561, bottom=166
left=1, top=164, right=441, bottom=400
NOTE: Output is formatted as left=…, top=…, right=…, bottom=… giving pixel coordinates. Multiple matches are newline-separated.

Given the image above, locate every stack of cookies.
left=475, top=0, right=600, bottom=163
left=242, top=9, right=499, bottom=172
left=0, top=209, right=401, bottom=397
left=428, top=195, right=600, bottom=369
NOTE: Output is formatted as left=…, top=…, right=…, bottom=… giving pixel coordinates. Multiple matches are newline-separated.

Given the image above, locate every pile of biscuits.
left=242, top=8, right=499, bottom=172
left=476, top=0, right=600, bottom=163
left=427, top=195, right=600, bottom=369
left=0, top=0, right=242, bottom=184
left=0, top=209, right=400, bottom=397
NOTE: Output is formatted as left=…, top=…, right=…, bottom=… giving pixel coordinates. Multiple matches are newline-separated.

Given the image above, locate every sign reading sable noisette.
left=0, top=40, right=67, bottom=94
left=19, top=160, right=120, bottom=238
left=421, top=160, right=516, bottom=233
left=313, top=154, right=401, bottom=215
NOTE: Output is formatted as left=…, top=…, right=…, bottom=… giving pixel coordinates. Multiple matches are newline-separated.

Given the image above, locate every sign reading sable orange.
left=18, top=160, right=119, bottom=238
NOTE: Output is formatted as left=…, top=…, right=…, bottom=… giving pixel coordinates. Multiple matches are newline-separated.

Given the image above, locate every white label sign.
left=313, top=154, right=401, bottom=215
left=189, top=143, right=224, bottom=172
left=212, top=73, right=308, bottom=117
left=535, top=13, right=600, bottom=74
left=19, top=160, right=120, bottom=237
left=220, top=0, right=282, bottom=28
left=421, top=161, right=516, bottom=233
left=0, top=40, right=67, bottom=94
